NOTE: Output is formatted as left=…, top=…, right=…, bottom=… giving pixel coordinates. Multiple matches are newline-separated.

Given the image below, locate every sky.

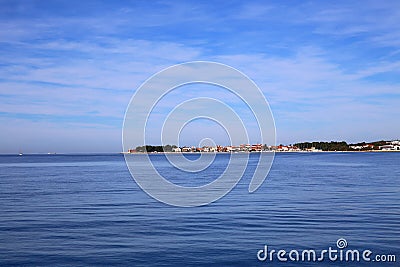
left=0, top=0, right=399, bottom=153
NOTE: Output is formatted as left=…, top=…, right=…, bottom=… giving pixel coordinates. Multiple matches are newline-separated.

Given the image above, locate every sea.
left=0, top=152, right=399, bottom=266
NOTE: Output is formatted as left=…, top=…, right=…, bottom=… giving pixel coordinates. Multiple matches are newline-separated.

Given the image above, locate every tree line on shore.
left=293, top=140, right=388, bottom=151
left=135, top=145, right=178, bottom=153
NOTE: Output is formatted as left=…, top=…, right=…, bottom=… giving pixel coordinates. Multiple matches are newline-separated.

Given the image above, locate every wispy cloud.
left=0, top=1, right=399, bottom=152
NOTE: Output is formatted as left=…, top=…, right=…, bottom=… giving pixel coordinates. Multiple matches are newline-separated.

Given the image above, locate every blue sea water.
left=0, top=152, right=399, bottom=266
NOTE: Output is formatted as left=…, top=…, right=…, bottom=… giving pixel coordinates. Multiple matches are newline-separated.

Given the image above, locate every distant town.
left=127, top=140, right=400, bottom=153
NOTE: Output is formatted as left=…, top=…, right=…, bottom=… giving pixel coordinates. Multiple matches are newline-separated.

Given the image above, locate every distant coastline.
left=122, top=150, right=400, bottom=155
left=125, top=140, right=400, bottom=154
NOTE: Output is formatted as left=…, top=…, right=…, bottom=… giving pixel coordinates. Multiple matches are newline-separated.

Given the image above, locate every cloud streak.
left=0, top=1, right=399, bottom=152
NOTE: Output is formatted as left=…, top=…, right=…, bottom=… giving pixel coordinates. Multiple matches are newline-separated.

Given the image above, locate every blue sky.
left=1, top=0, right=399, bottom=153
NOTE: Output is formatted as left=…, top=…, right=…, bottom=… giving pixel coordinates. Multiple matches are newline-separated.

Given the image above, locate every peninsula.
left=126, top=140, right=400, bottom=153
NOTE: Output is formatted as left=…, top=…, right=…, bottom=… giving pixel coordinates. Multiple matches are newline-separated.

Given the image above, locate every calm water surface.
left=0, top=153, right=399, bottom=266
